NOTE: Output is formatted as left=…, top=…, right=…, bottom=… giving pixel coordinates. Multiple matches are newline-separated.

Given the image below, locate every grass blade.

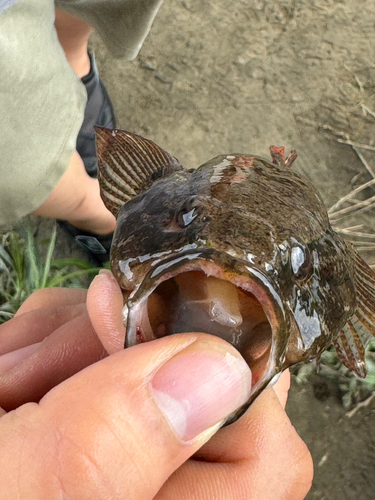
left=0, top=242, right=14, bottom=270
left=41, top=224, right=57, bottom=288
left=51, top=258, right=97, bottom=270
left=47, top=268, right=99, bottom=288
left=24, top=224, right=41, bottom=292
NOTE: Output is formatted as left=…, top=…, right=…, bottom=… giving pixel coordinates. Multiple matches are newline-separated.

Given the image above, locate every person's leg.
left=33, top=151, right=115, bottom=236
left=54, top=8, right=92, bottom=78
left=33, top=8, right=116, bottom=236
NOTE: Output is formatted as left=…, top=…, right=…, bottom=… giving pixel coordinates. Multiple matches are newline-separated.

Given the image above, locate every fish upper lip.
left=129, top=248, right=281, bottom=306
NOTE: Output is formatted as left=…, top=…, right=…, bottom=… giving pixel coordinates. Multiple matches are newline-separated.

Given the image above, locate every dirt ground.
left=59, top=0, right=375, bottom=498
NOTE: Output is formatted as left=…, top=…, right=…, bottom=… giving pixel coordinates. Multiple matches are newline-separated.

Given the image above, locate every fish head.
left=95, top=128, right=375, bottom=419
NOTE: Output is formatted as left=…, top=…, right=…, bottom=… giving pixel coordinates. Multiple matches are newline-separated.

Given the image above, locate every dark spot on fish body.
left=299, top=287, right=312, bottom=306
left=210, top=182, right=231, bottom=200
left=253, top=166, right=264, bottom=175
left=323, top=235, right=336, bottom=249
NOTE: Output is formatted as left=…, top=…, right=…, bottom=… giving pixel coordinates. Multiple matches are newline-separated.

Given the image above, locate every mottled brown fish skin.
left=111, top=152, right=356, bottom=366
left=95, top=127, right=375, bottom=418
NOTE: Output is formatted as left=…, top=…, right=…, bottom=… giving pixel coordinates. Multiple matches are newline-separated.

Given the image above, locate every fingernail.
left=151, top=341, right=252, bottom=441
left=0, top=342, right=41, bottom=374
left=99, top=269, right=113, bottom=277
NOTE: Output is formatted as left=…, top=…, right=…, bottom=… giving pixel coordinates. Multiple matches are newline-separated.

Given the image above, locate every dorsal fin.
left=95, top=126, right=183, bottom=217
left=333, top=250, right=375, bottom=378
left=269, top=146, right=297, bottom=168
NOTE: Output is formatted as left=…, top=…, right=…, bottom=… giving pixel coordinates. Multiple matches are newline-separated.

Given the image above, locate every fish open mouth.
left=147, top=271, right=272, bottom=385
left=125, top=254, right=283, bottom=392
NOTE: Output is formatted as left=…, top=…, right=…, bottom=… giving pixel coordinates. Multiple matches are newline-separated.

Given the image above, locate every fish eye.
left=291, top=245, right=312, bottom=279
left=175, top=196, right=204, bottom=228
left=176, top=207, right=197, bottom=228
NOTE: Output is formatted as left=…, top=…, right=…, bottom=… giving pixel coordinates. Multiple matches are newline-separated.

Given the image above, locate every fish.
left=95, top=126, right=375, bottom=421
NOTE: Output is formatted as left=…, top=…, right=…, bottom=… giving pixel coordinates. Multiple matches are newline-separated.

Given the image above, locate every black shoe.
left=58, top=220, right=113, bottom=266
left=77, top=51, right=116, bottom=177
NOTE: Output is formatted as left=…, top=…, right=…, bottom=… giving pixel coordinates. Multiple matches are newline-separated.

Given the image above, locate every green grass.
left=0, top=220, right=101, bottom=322
left=292, top=342, right=375, bottom=408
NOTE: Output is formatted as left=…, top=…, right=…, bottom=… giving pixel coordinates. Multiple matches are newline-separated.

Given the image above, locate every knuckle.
left=53, top=425, right=117, bottom=500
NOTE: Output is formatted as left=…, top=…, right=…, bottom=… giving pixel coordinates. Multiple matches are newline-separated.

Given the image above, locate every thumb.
left=0, top=333, right=251, bottom=499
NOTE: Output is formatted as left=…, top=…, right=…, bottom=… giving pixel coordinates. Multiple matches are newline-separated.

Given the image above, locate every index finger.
left=15, top=287, right=87, bottom=317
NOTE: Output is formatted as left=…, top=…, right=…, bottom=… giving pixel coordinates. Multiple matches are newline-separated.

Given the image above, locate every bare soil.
left=62, top=0, right=375, bottom=498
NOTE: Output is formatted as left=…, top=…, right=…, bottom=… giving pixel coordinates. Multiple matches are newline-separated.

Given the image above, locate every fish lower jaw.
left=125, top=267, right=279, bottom=392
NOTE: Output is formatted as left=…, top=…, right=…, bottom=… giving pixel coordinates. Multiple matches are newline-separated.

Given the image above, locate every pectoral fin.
left=334, top=250, right=375, bottom=378
left=95, top=126, right=183, bottom=217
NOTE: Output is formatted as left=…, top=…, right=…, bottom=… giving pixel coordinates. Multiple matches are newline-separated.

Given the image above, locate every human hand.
left=0, top=287, right=107, bottom=411
left=0, top=274, right=313, bottom=499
